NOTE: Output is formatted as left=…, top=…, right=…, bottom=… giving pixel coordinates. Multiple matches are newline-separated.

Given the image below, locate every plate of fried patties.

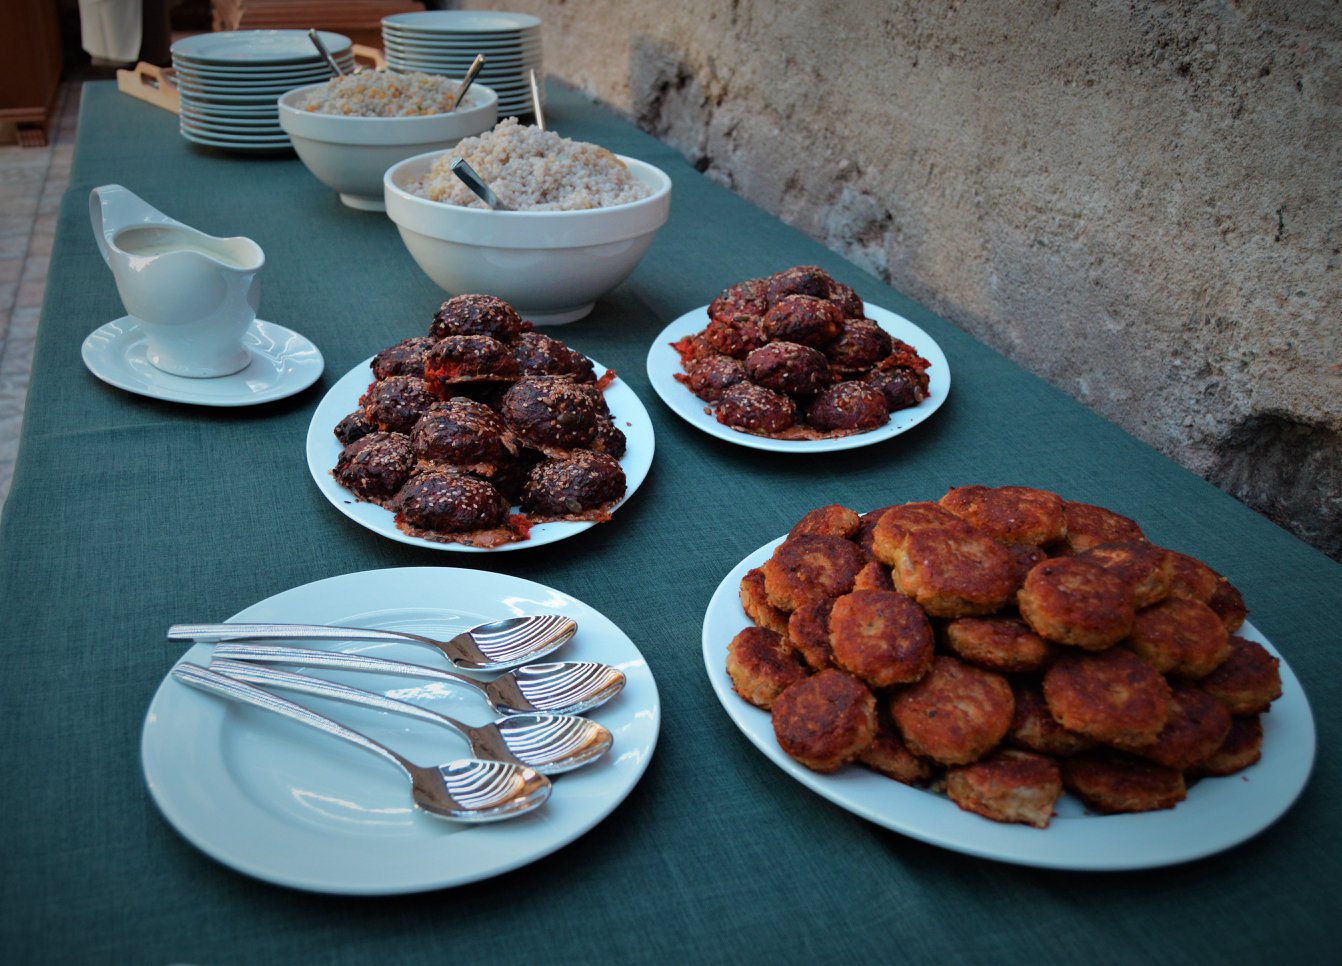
left=702, top=485, right=1316, bottom=870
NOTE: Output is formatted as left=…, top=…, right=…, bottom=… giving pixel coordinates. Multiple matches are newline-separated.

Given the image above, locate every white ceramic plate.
left=142, top=567, right=659, bottom=894
left=307, top=355, right=654, bottom=552
left=172, top=29, right=351, bottom=65
left=646, top=302, right=950, bottom=454
left=702, top=534, right=1317, bottom=870
left=383, top=10, right=541, bottom=33
left=82, top=318, right=322, bottom=406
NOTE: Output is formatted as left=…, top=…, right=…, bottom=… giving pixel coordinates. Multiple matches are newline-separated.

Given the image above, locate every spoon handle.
left=210, top=659, right=474, bottom=741
left=210, top=643, right=489, bottom=695
left=172, top=662, right=414, bottom=776
left=169, top=622, right=439, bottom=648
left=453, top=53, right=486, bottom=108
left=450, top=158, right=510, bottom=211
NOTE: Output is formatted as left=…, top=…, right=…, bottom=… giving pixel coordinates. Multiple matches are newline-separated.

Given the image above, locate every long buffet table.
left=2, top=81, right=1338, bottom=962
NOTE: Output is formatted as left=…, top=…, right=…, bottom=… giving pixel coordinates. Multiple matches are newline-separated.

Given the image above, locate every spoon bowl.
left=172, top=662, right=551, bottom=821
left=169, top=614, right=577, bottom=671
left=209, top=642, right=627, bottom=715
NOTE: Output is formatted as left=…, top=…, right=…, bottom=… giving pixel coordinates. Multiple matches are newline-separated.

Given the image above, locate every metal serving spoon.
left=451, top=158, right=510, bottom=210
left=308, top=29, right=346, bottom=77
left=168, top=615, right=576, bottom=671
left=210, top=643, right=626, bottom=716
left=211, top=659, right=612, bottom=775
left=529, top=68, right=546, bottom=130
left=173, top=662, right=550, bottom=822
left=451, top=53, right=486, bottom=110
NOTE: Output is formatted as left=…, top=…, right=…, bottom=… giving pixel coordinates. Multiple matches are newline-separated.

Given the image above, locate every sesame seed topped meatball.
left=825, top=318, right=892, bottom=372
left=764, top=265, right=835, bottom=305
left=708, top=277, right=769, bottom=324
left=429, top=293, right=527, bottom=342
left=861, top=365, right=930, bottom=411
left=511, top=331, right=597, bottom=382
left=392, top=469, right=510, bottom=534
left=761, top=294, right=844, bottom=347
left=678, top=354, right=747, bottom=402
left=745, top=341, right=833, bottom=397
left=334, top=409, right=376, bottom=446
left=333, top=431, right=413, bottom=502
left=371, top=336, right=436, bottom=380
left=410, top=397, right=512, bottom=470
left=805, top=381, right=890, bottom=434
left=500, top=376, right=606, bottom=452
left=423, top=335, right=519, bottom=396
left=519, top=449, right=626, bottom=518
left=715, top=381, right=797, bottom=435
left=704, top=314, right=768, bottom=359
left=359, top=375, right=437, bottom=434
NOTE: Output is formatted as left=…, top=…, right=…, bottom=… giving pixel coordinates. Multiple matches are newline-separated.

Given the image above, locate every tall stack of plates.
left=382, top=11, right=543, bottom=118
left=171, top=30, right=354, bottom=152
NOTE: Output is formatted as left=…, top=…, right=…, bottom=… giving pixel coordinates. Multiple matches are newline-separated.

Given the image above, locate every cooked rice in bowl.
left=299, top=71, right=458, bottom=117
left=410, top=118, right=652, bottom=211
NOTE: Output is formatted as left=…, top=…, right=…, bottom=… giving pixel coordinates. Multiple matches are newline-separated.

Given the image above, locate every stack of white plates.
left=382, top=11, right=543, bottom=118
left=171, top=30, right=354, bottom=152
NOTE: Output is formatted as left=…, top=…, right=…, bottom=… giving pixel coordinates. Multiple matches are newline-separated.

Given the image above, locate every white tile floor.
left=0, top=80, right=78, bottom=511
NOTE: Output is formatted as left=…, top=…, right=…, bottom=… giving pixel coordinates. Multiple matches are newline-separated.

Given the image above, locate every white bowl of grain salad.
left=278, top=71, right=498, bottom=211
left=383, top=119, right=672, bottom=325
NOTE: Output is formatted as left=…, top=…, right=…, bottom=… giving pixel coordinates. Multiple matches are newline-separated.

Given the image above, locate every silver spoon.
left=307, top=29, right=345, bottom=77
left=451, top=158, right=511, bottom=211
left=210, top=643, right=626, bottom=716
left=173, top=662, right=550, bottom=822
left=211, top=659, right=613, bottom=775
left=452, top=54, right=486, bottom=110
left=529, top=68, right=546, bottom=130
left=168, top=614, right=576, bottom=671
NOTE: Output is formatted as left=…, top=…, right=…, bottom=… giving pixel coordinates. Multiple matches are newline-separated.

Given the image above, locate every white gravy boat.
left=90, top=184, right=265, bottom=377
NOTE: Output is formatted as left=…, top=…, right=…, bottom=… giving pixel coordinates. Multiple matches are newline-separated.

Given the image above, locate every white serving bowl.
left=383, top=150, right=673, bottom=324
left=277, top=81, right=498, bottom=211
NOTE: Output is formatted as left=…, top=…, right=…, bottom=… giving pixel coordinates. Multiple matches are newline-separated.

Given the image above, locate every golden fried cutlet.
left=1114, top=683, right=1232, bottom=771
left=1018, top=557, right=1135, bottom=650
left=725, top=626, right=809, bottom=710
left=1062, top=750, right=1187, bottom=814
left=739, top=566, right=790, bottom=635
left=1128, top=597, right=1231, bottom=679
left=938, top=485, right=1066, bottom=547
left=853, top=559, right=895, bottom=592
left=945, top=748, right=1063, bottom=829
left=788, top=504, right=861, bottom=540
left=1164, top=549, right=1220, bottom=603
left=762, top=534, right=867, bottom=611
left=1207, top=578, right=1247, bottom=632
left=1060, top=501, right=1145, bottom=554
left=1043, top=648, right=1172, bottom=747
left=828, top=589, right=935, bottom=688
left=1200, top=635, right=1282, bottom=716
left=1188, top=715, right=1264, bottom=777
left=1008, top=680, right=1095, bottom=757
left=772, top=669, right=877, bottom=773
left=944, top=616, right=1056, bottom=674
left=869, top=502, right=969, bottom=565
left=891, top=655, right=1015, bottom=766
left=787, top=596, right=836, bottom=671
left=888, top=525, right=1018, bottom=618
left=859, top=712, right=935, bottom=785
left=1077, top=541, right=1173, bottom=609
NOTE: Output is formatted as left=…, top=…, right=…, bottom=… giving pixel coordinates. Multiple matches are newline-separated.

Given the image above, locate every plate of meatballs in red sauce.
left=645, top=265, right=950, bottom=453
left=701, top=489, right=1317, bottom=870
left=307, top=294, right=654, bottom=552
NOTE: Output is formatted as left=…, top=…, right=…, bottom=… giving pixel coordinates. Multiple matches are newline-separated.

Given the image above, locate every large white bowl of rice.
left=278, top=72, right=498, bottom=211
left=383, top=119, right=672, bottom=324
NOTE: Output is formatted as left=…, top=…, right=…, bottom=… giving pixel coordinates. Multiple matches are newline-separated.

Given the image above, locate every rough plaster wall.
left=472, top=0, right=1342, bottom=559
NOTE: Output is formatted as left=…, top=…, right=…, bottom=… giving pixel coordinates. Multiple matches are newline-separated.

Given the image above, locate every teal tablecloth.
left=1, top=82, right=1338, bottom=963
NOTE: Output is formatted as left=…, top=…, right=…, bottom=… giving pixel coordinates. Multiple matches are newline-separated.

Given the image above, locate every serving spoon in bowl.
left=210, top=643, right=626, bottom=716
left=168, top=614, right=577, bottom=671
left=173, top=662, right=551, bottom=822
left=210, top=659, right=613, bottom=775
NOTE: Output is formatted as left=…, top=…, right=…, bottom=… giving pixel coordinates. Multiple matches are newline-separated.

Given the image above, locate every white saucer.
left=82, top=317, right=324, bottom=407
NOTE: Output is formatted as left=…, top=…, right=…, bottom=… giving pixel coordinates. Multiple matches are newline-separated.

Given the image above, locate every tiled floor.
left=0, top=80, right=78, bottom=512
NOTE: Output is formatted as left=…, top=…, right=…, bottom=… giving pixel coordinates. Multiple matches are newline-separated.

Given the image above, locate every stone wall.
left=471, top=0, right=1342, bottom=559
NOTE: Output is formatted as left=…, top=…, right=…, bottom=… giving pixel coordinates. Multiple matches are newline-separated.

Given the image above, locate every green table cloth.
left=2, top=82, right=1338, bottom=963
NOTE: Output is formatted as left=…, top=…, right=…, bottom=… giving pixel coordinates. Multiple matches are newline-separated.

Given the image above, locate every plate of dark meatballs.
left=308, top=294, right=654, bottom=551
left=646, top=265, right=950, bottom=453
left=701, top=489, right=1316, bottom=870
